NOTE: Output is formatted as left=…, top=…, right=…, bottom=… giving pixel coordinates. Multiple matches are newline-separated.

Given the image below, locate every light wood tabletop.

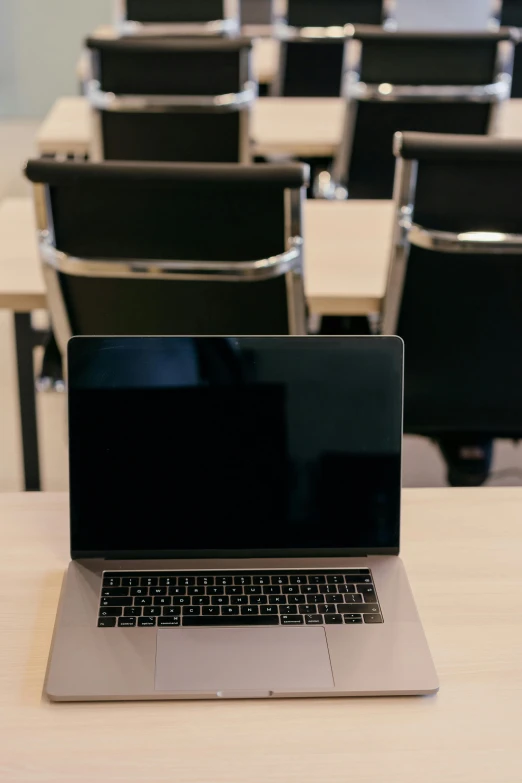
left=36, top=95, right=522, bottom=160
left=0, top=488, right=521, bottom=782
left=0, top=196, right=394, bottom=316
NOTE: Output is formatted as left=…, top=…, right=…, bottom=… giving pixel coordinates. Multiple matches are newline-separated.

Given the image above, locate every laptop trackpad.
left=155, top=627, right=334, bottom=694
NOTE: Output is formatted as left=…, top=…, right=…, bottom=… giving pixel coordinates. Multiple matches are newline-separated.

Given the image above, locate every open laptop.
left=45, top=335, right=438, bottom=700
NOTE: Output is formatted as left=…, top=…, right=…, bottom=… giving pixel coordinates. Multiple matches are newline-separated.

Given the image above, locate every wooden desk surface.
left=36, top=95, right=522, bottom=160
left=0, top=197, right=393, bottom=316
left=1, top=488, right=521, bottom=781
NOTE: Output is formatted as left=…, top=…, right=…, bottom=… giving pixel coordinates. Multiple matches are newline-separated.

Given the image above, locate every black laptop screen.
left=68, top=337, right=403, bottom=557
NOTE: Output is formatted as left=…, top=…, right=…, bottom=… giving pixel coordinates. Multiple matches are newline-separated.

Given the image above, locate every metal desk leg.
left=14, top=313, right=41, bottom=492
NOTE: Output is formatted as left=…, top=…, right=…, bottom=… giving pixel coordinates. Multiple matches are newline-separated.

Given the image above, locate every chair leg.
left=36, top=330, right=65, bottom=393
left=436, top=436, right=494, bottom=487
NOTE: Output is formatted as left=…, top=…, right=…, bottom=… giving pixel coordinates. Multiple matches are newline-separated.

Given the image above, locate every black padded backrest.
left=354, top=28, right=507, bottom=86
left=282, top=39, right=345, bottom=97
left=393, top=133, right=522, bottom=435
left=101, top=110, right=242, bottom=163
left=287, top=0, right=383, bottom=27
left=501, top=0, right=522, bottom=97
left=87, top=38, right=250, bottom=95
left=126, top=0, right=225, bottom=23
left=25, top=159, right=306, bottom=261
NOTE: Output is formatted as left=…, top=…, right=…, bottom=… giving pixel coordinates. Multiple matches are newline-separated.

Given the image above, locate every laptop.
left=46, top=335, right=438, bottom=700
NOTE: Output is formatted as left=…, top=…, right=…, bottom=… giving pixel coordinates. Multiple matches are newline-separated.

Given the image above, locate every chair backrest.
left=500, top=0, right=522, bottom=97
left=25, top=159, right=308, bottom=343
left=115, top=0, right=240, bottom=35
left=274, top=1, right=387, bottom=97
left=86, top=37, right=255, bottom=163
left=334, top=27, right=517, bottom=199
left=382, top=131, right=522, bottom=436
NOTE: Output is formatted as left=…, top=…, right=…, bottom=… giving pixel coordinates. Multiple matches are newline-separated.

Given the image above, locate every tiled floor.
left=1, top=119, right=522, bottom=492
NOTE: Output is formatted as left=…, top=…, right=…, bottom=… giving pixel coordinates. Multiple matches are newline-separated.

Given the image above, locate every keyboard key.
left=124, top=607, right=142, bottom=616
left=202, top=607, right=220, bottom=616
left=290, top=575, right=307, bottom=584
left=101, top=587, right=129, bottom=597
left=188, top=586, right=204, bottom=596
left=231, top=595, right=248, bottom=605
left=151, top=587, right=167, bottom=596
left=138, top=617, right=156, bottom=627
left=326, top=575, right=344, bottom=584
left=360, top=605, right=380, bottom=614
left=160, top=577, right=176, bottom=586
left=226, top=587, right=243, bottom=595
left=103, top=577, right=120, bottom=587
left=180, top=577, right=195, bottom=586
left=143, top=607, right=161, bottom=616
left=337, top=585, right=356, bottom=594
left=183, top=616, right=279, bottom=627
left=216, top=576, right=233, bottom=586
left=269, top=595, right=286, bottom=604
left=344, top=617, right=363, bottom=624
left=343, top=594, right=363, bottom=604
left=304, top=614, right=323, bottom=625
left=250, top=595, right=268, bottom=605
left=299, top=604, right=322, bottom=614
left=158, top=617, right=181, bottom=627
left=306, top=594, right=324, bottom=604
left=98, top=608, right=122, bottom=617
left=171, top=597, right=190, bottom=605
left=207, top=587, right=224, bottom=596
left=182, top=606, right=201, bottom=616
left=309, top=575, right=326, bottom=584
left=169, top=587, right=187, bottom=596
left=222, top=606, right=240, bottom=615
left=318, top=605, right=337, bottom=614
left=163, top=606, right=181, bottom=615
left=326, top=595, right=344, bottom=604
left=118, top=617, right=136, bottom=627
left=211, top=596, right=229, bottom=606
left=197, top=576, right=214, bottom=586
left=101, top=597, right=133, bottom=607
left=271, top=575, right=289, bottom=585
left=340, top=613, right=363, bottom=620
left=98, top=616, right=116, bottom=627
left=278, top=605, right=297, bottom=615
left=263, top=585, right=281, bottom=595
left=241, top=605, right=259, bottom=615
left=283, top=585, right=299, bottom=594
left=253, top=576, right=270, bottom=585
left=193, top=596, right=210, bottom=606
left=345, top=575, right=372, bottom=584
left=130, top=587, right=148, bottom=596
left=364, top=614, right=383, bottom=624
left=141, top=577, right=158, bottom=587
left=245, top=586, right=262, bottom=595
left=287, top=595, right=305, bottom=604
left=260, top=605, right=279, bottom=614
left=300, top=585, right=319, bottom=595
left=325, top=614, right=343, bottom=624
left=121, top=577, right=139, bottom=587
left=358, top=586, right=377, bottom=601
left=154, top=597, right=171, bottom=606
left=135, top=597, right=153, bottom=606
left=234, top=576, right=251, bottom=586
left=281, top=615, right=303, bottom=625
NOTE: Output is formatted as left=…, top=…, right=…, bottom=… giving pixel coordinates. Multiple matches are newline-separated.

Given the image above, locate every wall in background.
left=0, top=0, right=112, bottom=118
left=396, top=0, right=496, bottom=30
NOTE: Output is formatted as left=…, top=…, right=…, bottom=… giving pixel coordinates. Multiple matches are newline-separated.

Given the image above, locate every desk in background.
left=0, top=487, right=521, bottom=781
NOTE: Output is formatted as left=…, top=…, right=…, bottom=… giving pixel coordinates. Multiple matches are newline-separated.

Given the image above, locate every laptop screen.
left=68, top=337, right=403, bottom=557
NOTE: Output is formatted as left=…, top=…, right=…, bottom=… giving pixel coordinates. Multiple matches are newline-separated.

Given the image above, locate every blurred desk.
left=37, top=96, right=522, bottom=161
left=1, top=487, right=522, bottom=781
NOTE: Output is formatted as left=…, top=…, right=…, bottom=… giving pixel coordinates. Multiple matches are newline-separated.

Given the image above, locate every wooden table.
left=37, top=95, right=522, bottom=160
left=1, top=488, right=521, bottom=782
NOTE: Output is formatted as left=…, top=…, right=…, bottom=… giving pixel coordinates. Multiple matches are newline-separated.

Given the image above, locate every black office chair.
left=85, top=37, right=256, bottom=163
left=382, top=131, right=522, bottom=485
left=114, top=0, right=241, bottom=36
left=322, top=27, right=517, bottom=200
left=25, top=159, right=308, bottom=347
left=500, top=0, right=522, bottom=97
left=273, top=1, right=390, bottom=97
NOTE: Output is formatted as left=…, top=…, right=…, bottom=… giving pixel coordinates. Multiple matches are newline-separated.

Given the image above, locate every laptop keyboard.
left=98, top=569, right=383, bottom=628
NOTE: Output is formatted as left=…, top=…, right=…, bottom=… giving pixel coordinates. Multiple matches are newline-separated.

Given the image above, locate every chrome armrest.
left=407, top=223, right=522, bottom=254
left=349, top=77, right=511, bottom=103
left=117, top=19, right=240, bottom=37
left=86, top=80, right=257, bottom=112
left=38, top=233, right=303, bottom=282
left=275, top=23, right=354, bottom=40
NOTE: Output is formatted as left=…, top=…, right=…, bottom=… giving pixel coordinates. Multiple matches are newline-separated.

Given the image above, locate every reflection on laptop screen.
left=68, top=337, right=403, bottom=556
